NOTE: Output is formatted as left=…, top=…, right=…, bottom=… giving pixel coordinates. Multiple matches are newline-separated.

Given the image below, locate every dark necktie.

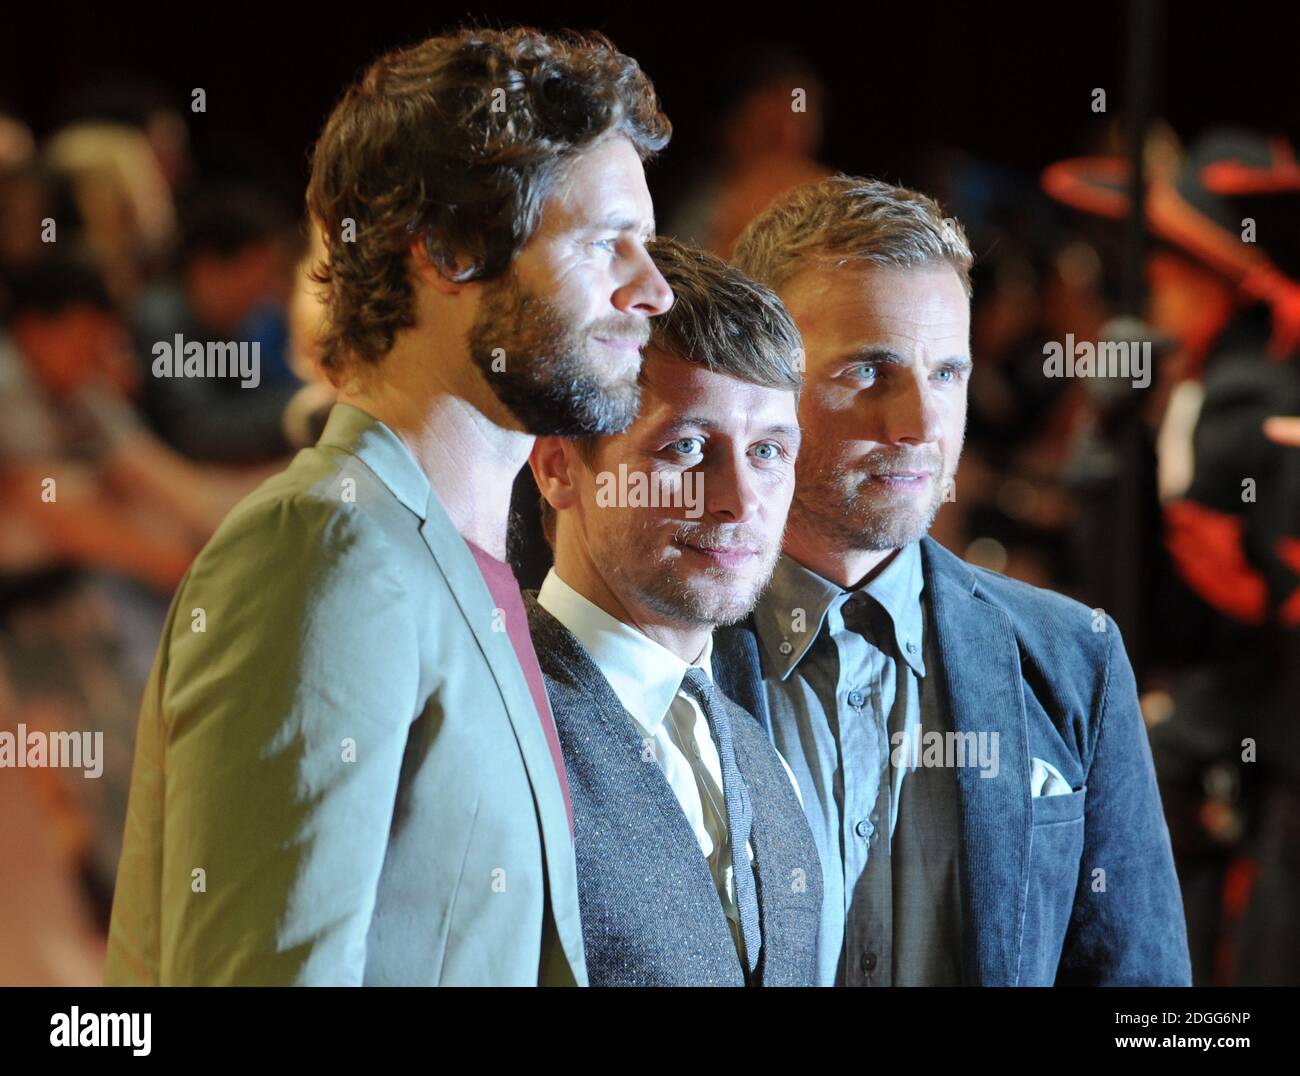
left=680, top=667, right=762, bottom=976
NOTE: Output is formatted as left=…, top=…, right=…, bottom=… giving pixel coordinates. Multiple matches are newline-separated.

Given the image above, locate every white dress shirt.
left=537, top=568, right=802, bottom=961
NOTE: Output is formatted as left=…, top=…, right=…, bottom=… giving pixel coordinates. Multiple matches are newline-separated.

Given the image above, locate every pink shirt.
left=465, top=540, right=574, bottom=837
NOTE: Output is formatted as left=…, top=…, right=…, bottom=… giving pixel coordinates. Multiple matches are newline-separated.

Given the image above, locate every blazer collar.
left=315, top=403, right=431, bottom=520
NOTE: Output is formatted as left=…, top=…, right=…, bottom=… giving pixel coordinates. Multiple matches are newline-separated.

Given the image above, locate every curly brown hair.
left=306, top=26, right=670, bottom=379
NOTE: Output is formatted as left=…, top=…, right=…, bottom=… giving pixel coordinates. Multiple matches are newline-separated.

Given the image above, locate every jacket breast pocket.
left=1030, top=785, right=1087, bottom=825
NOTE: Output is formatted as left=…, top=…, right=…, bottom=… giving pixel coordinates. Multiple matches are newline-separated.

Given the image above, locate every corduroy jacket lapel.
left=920, top=536, right=1031, bottom=986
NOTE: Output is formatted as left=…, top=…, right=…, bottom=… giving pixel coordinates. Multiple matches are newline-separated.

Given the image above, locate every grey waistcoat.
left=524, top=594, right=823, bottom=986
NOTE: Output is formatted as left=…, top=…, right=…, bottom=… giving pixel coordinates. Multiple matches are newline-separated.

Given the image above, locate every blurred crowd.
left=3, top=56, right=1298, bottom=985
left=0, top=81, right=336, bottom=981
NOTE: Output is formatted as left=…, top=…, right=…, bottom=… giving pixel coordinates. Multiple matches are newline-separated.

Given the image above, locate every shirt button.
left=779, top=640, right=793, bottom=655
left=855, top=818, right=875, bottom=839
left=906, top=639, right=918, bottom=654
left=848, top=690, right=865, bottom=708
left=860, top=951, right=877, bottom=973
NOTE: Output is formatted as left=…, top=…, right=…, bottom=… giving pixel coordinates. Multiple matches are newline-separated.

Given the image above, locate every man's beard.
left=598, top=518, right=783, bottom=629
left=791, top=440, right=954, bottom=552
left=466, top=269, right=648, bottom=436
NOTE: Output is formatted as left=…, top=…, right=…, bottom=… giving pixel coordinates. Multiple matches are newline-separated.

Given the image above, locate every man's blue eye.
left=853, top=364, right=878, bottom=380
left=592, top=238, right=618, bottom=253
left=752, top=443, right=778, bottom=460
left=672, top=438, right=703, bottom=455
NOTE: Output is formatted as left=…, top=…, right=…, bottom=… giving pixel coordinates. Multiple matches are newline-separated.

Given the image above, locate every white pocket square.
left=1030, top=756, right=1073, bottom=797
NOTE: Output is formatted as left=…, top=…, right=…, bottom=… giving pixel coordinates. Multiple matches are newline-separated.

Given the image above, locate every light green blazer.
left=105, top=403, right=586, bottom=985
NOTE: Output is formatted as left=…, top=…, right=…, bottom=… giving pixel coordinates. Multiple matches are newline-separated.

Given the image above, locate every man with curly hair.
left=105, top=26, right=673, bottom=986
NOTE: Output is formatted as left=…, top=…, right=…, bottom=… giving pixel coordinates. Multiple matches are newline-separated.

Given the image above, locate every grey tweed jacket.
left=524, top=592, right=822, bottom=986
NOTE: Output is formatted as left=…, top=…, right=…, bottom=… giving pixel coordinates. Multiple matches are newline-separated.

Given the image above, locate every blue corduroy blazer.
left=712, top=536, right=1193, bottom=986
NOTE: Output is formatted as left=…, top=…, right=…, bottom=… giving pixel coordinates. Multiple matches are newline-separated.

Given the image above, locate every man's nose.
left=613, top=243, right=674, bottom=317
left=882, top=372, right=942, bottom=445
left=702, top=449, right=761, bottom=523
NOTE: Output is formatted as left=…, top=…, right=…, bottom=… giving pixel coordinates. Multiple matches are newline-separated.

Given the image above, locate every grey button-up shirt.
left=751, top=541, right=963, bottom=986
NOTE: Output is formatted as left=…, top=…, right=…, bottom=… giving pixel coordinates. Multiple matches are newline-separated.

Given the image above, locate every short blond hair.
left=732, top=174, right=973, bottom=296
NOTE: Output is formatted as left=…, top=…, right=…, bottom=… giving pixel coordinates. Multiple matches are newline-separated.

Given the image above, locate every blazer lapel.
left=416, top=487, right=585, bottom=974
left=922, top=537, right=1031, bottom=986
left=316, top=403, right=584, bottom=980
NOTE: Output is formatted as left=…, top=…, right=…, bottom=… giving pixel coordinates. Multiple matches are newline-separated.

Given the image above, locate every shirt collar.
left=753, top=542, right=927, bottom=681
left=536, top=568, right=713, bottom=735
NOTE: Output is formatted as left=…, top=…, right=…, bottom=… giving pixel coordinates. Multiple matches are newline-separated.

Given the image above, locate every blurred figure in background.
left=1, top=81, right=322, bottom=986
left=56, top=78, right=194, bottom=197
left=0, top=255, right=281, bottom=944
left=667, top=46, right=833, bottom=258
left=918, top=150, right=1122, bottom=590
left=0, top=106, right=36, bottom=171
left=42, top=121, right=175, bottom=302
left=1, top=257, right=201, bottom=587
left=131, top=184, right=303, bottom=462
left=0, top=104, right=83, bottom=279
left=1045, top=128, right=1300, bottom=985
left=0, top=163, right=83, bottom=273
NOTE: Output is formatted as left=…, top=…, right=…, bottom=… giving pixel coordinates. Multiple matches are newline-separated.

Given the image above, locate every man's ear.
left=529, top=437, right=583, bottom=515
left=409, top=235, right=474, bottom=296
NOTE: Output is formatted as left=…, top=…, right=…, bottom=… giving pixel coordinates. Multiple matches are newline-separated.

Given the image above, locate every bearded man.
left=105, top=26, right=673, bottom=986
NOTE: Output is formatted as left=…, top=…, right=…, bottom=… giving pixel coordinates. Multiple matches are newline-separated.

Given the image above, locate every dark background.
left=4, top=2, right=1297, bottom=227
